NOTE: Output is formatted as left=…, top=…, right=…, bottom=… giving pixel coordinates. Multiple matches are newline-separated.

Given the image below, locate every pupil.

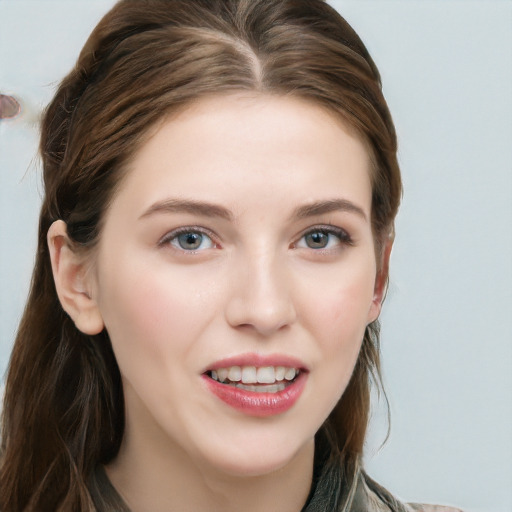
left=307, top=232, right=328, bottom=248
left=178, top=232, right=202, bottom=249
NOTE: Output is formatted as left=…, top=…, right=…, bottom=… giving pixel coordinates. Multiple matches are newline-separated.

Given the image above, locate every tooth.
left=228, top=366, right=241, bottom=382
left=234, top=382, right=286, bottom=393
left=284, top=368, right=297, bottom=381
left=241, top=366, right=257, bottom=384
left=211, top=370, right=218, bottom=381
left=217, top=368, right=228, bottom=382
left=257, top=366, right=276, bottom=384
left=275, top=366, right=286, bottom=381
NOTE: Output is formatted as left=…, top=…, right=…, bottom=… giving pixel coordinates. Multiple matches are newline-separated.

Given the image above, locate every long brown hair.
left=0, top=1, right=401, bottom=510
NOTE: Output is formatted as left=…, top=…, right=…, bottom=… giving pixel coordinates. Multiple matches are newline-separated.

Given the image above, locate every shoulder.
left=360, top=471, right=464, bottom=512
left=407, top=506, right=464, bottom=512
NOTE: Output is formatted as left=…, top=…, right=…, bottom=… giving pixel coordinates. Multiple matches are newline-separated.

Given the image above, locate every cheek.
left=322, top=289, right=368, bottom=370
left=96, top=260, right=218, bottom=367
left=302, top=265, right=375, bottom=390
left=330, top=284, right=373, bottom=330
left=310, top=270, right=375, bottom=342
left=296, top=277, right=374, bottom=425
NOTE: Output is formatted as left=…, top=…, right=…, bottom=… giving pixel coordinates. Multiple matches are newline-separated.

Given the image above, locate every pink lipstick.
left=202, top=353, right=308, bottom=417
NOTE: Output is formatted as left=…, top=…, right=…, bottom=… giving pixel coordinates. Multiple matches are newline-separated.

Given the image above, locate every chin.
left=196, top=430, right=315, bottom=478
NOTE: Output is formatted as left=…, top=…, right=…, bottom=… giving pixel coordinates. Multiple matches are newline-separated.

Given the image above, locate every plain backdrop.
left=1, top=1, right=511, bottom=511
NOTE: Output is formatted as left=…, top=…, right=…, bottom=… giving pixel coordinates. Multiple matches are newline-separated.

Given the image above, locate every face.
left=87, top=93, right=382, bottom=476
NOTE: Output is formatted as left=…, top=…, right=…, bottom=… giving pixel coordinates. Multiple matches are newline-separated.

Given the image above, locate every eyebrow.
left=139, top=197, right=367, bottom=223
left=292, top=199, right=368, bottom=221
left=139, top=198, right=234, bottom=221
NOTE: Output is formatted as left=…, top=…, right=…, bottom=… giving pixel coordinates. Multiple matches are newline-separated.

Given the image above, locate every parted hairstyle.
left=0, top=0, right=401, bottom=510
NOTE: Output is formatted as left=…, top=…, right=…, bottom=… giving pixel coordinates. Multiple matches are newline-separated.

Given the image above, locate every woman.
left=0, top=0, right=461, bottom=511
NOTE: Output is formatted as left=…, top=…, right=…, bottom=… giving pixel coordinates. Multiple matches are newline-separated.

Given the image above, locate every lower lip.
left=203, top=372, right=307, bottom=417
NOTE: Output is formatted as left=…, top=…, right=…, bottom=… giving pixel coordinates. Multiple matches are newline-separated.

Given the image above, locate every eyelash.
left=158, top=226, right=218, bottom=253
left=158, top=224, right=353, bottom=254
left=294, top=225, right=353, bottom=251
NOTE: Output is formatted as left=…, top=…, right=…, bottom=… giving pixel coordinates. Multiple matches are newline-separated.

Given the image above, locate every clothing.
left=89, top=437, right=463, bottom=512
left=300, top=435, right=462, bottom=512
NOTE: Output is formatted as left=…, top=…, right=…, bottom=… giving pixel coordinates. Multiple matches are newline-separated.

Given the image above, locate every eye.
left=295, top=227, right=351, bottom=250
left=162, top=228, right=216, bottom=251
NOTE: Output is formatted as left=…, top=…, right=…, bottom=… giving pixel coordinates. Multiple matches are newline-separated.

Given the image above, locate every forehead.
left=111, top=93, right=372, bottom=216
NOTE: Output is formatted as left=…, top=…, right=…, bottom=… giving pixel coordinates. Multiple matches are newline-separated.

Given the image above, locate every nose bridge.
left=225, top=242, right=296, bottom=335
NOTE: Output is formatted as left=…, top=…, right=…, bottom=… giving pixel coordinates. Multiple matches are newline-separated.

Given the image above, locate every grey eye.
left=171, top=231, right=214, bottom=251
left=295, top=227, right=351, bottom=250
left=304, top=231, right=330, bottom=249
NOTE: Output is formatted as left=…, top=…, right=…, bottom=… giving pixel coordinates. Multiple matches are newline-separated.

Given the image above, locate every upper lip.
left=203, top=352, right=308, bottom=373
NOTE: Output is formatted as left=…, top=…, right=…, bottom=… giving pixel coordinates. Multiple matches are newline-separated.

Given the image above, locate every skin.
left=49, top=93, right=389, bottom=512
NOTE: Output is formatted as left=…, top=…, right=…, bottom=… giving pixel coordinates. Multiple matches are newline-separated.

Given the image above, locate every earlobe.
left=368, top=236, right=394, bottom=324
left=47, top=220, right=104, bottom=335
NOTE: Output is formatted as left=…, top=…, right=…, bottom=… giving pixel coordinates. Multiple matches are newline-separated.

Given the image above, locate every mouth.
left=202, top=358, right=308, bottom=417
left=205, top=365, right=301, bottom=393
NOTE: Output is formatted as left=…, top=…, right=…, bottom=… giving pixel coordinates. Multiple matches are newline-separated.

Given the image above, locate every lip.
left=203, top=352, right=308, bottom=373
left=202, top=371, right=307, bottom=417
left=202, top=353, right=309, bottom=417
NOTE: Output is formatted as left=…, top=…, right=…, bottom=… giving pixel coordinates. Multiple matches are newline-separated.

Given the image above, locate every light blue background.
left=1, top=1, right=511, bottom=511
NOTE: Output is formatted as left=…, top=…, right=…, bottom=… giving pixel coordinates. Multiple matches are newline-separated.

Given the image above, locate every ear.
left=47, top=220, right=105, bottom=335
left=367, top=236, right=394, bottom=324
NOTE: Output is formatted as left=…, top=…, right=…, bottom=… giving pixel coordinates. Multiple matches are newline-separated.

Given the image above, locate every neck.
left=105, top=393, right=314, bottom=512
left=106, top=438, right=314, bottom=512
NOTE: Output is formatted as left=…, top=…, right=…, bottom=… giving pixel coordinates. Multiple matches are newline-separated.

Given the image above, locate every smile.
left=203, top=357, right=307, bottom=417
left=208, top=365, right=299, bottom=393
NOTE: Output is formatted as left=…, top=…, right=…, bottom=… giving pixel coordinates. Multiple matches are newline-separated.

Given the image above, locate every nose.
left=225, top=251, right=297, bottom=337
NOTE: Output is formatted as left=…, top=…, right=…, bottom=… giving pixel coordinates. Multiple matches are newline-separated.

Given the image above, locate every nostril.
left=0, top=94, right=21, bottom=119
